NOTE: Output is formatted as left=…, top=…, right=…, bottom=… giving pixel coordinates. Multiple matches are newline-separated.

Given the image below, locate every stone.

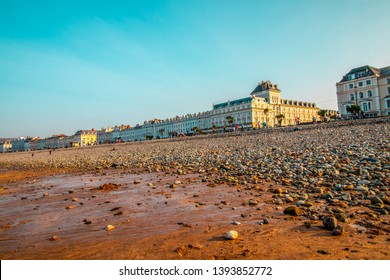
left=231, top=221, right=241, bottom=225
left=50, top=235, right=58, bottom=241
left=283, top=206, right=301, bottom=216
left=105, top=225, right=115, bottom=231
left=248, top=199, right=258, bottom=206
left=356, top=186, right=369, bottom=192
left=224, top=230, right=239, bottom=240
left=323, top=216, right=338, bottom=230
left=66, top=206, right=74, bottom=210
left=371, top=196, right=384, bottom=205
left=332, top=225, right=345, bottom=236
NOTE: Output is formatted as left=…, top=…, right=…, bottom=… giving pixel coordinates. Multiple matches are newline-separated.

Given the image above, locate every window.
left=388, top=87, right=390, bottom=94
left=349, top=83, right=354, bottom=89
left=387, top=78, right=390, bottom=84
left=386, top=99, right=390, bottom=108
left=368, top=90, right=373, bottom=97
left=366, top=79, right=371, bottom=85
left=359, top=92, right=364, bottom=98
left=350, top=94, right=355, bottom=101
left=358, top=81, right=363, bottom=87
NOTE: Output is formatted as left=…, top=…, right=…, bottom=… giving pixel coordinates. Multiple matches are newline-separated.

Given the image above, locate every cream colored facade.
left=336, top=65, right=390, bottom=117
left=10, top=81, right=323, bottom=149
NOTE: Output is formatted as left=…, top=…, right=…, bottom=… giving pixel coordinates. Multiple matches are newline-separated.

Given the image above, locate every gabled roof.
left=340, top=65, right=381, bottom=82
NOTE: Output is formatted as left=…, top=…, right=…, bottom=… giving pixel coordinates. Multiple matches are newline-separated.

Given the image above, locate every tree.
left=263, top=108, right=270, bottom=125
left=226, top=115, right=234, bottom=125
left=275, top=114, right=285, bottom=125
left=346, top=105, right=361, bottom=116
left=158, top=128, right=165, bottom=137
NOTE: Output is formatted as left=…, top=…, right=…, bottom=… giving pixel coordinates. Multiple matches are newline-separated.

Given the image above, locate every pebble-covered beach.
left=0, top=118, right=389, bottom=259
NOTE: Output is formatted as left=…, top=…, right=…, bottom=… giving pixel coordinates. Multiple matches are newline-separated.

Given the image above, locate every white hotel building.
left=108, top=81, right=321, bottom=142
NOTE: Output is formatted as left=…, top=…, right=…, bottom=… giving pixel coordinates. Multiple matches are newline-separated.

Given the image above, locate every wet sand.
left=0, top=119, right=389, bottom=260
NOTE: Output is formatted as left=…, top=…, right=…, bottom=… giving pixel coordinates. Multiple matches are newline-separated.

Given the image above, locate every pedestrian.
left=32, top=153, right=34, bottom=157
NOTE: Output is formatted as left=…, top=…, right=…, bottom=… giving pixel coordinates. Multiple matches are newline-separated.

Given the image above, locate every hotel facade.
left=108, top=80, right=321, bottom=142
left=336, top=65, right=390, bottom=117
left=4, top=81, right=328, bottom=151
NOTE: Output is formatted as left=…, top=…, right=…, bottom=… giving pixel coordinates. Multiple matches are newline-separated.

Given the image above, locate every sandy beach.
left=0, top=118, right=389, bottom=260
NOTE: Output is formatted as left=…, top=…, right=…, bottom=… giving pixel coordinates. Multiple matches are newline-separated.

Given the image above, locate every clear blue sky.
left=1, top=0, right=390, bottom=138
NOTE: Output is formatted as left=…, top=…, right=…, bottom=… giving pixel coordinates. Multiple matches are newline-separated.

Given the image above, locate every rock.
left=321, top=193, right=333, bottom=200
left=105, top=225, right=115, bottom=231
left=248, top=199, right=258, bottom=206
left=224, top=230, right=239, bottom=240
left=50, top=235, right=58, bottom=241
left=97, top=183, right=121, bottom=191
left=323, top=216, right=338, bottom=230
left=332, top=225, right=345, bottom=236
left=371, top=196, right=384, bottom=205
left=147, top=183, right=154, bottom=187
left=317, top=250, right=330, bottom=255
left=296, top=200, right=305, bottom=206
left=134, top=180, right=141, bottom=184
left=231, top=221, right=241, bottom=225
left=263, top=218, right=270, bottom=224
left=66, top=206, right=74, bottom=210
left=284, top=206, right=301, bottom=216
left=356, top=186, right=369, bottom=192
left=174, top=180, right=182, bottom=185
left=72, top=198, right=78, bottom=202
left=334, top=213, right=348, bottom=223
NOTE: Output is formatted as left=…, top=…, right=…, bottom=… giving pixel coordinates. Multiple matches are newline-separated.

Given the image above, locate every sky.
left=1, top=0, right=390, bottom=138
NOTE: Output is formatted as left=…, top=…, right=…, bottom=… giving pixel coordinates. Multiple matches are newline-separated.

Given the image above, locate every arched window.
left=367, top=90, right=373, bottom=97
left=359, top=92, right=364, bottom=98
left=350, top=94, right=355, bottom=101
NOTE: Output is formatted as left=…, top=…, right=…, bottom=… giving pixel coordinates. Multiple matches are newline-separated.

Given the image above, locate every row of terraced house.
left=2, top=80, right=340, bottom=152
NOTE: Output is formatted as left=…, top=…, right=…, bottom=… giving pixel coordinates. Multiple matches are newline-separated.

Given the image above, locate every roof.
left=251, top=80, right=280, bottom=94
left=340, top=65, right=381, bottom=82
left=213, top=97, right=252, bottom=110
left=380, top=66, right=390, bottom=77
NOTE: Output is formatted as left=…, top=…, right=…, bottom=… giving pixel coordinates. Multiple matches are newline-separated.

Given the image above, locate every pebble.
left=248, top=199, right=258, bottom=206
left=283, top=206, right=301, bottom=216
left=323, top=216, right=338, bottom=230
left=105, top=225, right=115, bottom=231
left=224, top=230, right=239, bottom=240
left=332, top=225, right=345, bottom=236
